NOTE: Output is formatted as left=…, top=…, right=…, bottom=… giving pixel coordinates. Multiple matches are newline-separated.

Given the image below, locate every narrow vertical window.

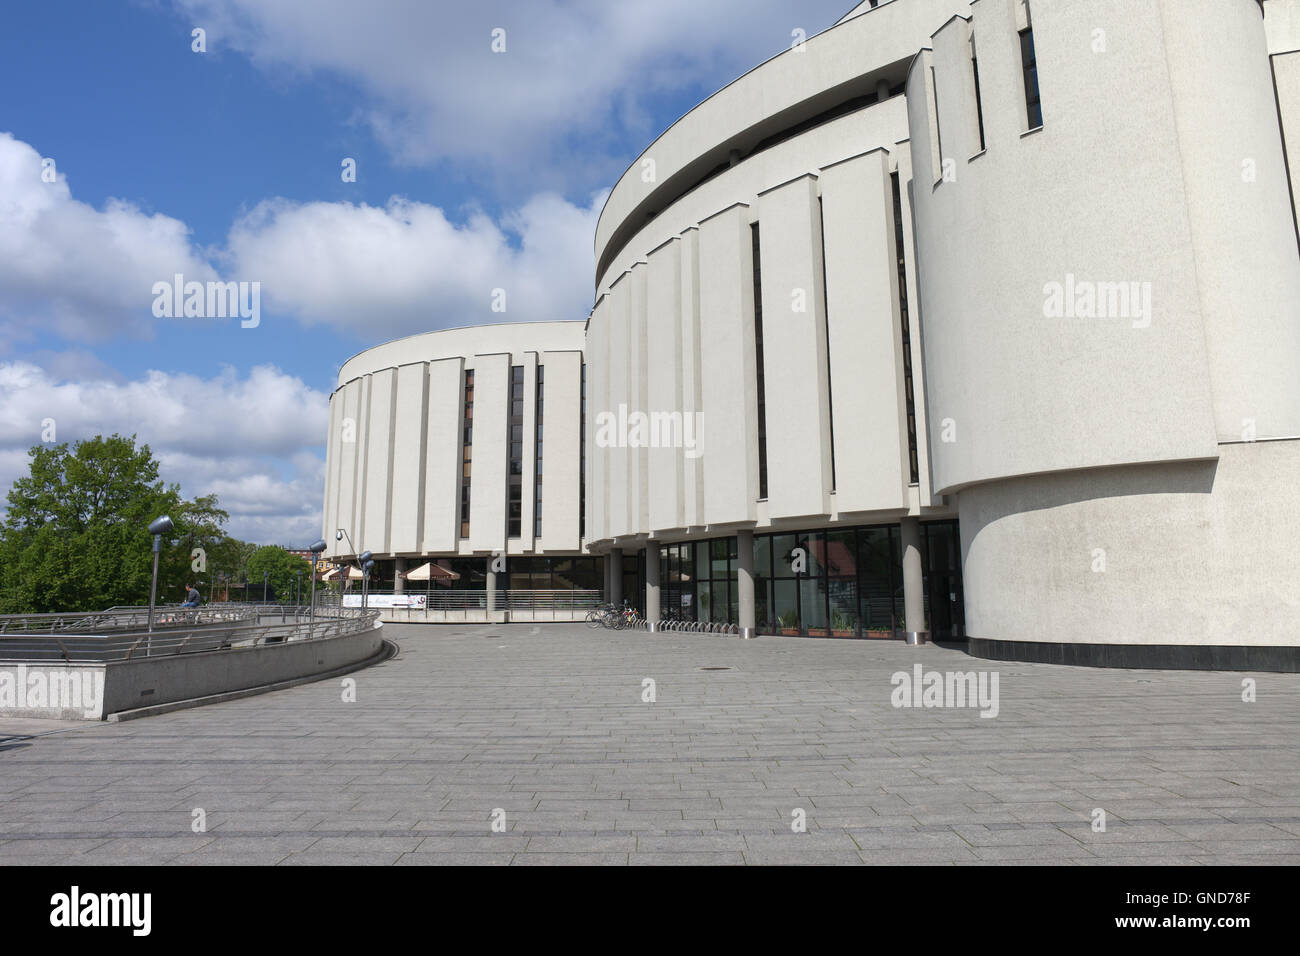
left=507, top=365, right=524, bottom=538
left=533, top=365, right=544, bottom=539
left=579, top=362, right=586, bottom=539
left=817, top=197, right=836, bottom=493
left=750, top=223, right=769, bottom=500
left=971, top=40, right=987, bottom=152
left=460, top=369, right=474, bottom=538
left=930, top=67, right=944, bottom=164
left=1019, top=27, right=1042, bottom=129
left=891, top=172, right=920, bottom=485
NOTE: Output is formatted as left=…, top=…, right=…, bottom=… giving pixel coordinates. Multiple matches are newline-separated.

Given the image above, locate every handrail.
left=325, top=589, right=604, bottom=611
left=0, top=605, right=379, bottom=664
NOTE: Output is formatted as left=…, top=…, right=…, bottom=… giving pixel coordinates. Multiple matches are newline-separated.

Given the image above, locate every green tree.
left=245, top=545, right=313, bottom=603
left=0, top=435, right=234, bottom=613
left=207, top=536, right=258, bottom=600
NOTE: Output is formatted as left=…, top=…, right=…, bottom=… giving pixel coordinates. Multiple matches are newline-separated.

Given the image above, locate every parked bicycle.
left=586, top=602, right=617, bottom=628
left=587, top=600, right=647, bottom=630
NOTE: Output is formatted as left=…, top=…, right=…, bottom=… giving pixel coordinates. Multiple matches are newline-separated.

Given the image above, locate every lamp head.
left=358, top=550, right=373, bottom=564
left=309, top=539, right=328, bottom=554
left=148, top=515, right=174, bottom=536
left=335, top=529, right=344, bottom=541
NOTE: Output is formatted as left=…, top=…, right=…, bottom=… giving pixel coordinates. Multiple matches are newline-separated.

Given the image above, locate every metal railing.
left=0, top=603, right=379, bottom=663
left=504, top=589, right=603, bottom=612
left=0, top=606, right=255, bottom=635
left=657, top=619, right=740, bottom=634
left=321, top=589, right=604, bottom=612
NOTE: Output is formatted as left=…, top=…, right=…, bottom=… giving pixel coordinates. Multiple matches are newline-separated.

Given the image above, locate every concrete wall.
left=905, top=0, right=1300, bottom=650
left=584, top=10, right=956, bottom=553
left=1, top=625, right=385, bottom=720
left=960, top=440, right=1300, bottom=647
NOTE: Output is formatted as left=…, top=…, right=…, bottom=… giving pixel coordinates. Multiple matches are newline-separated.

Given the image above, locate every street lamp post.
left=145, top=515, right=174, bottom=657
left=308, top=539, right=327, bottom=627
left=335, top=529, right=374, bottom=612
left=263, top=571, right=269, bottom=604
left=146, top=515, right=174, bottom=637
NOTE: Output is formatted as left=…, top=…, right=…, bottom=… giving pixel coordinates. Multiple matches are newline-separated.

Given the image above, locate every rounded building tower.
left=580, top=0, right=1300, bottom=666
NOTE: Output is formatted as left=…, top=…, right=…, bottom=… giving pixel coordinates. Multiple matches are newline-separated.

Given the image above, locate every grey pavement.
left=2, top=623, right=1299, bottom=866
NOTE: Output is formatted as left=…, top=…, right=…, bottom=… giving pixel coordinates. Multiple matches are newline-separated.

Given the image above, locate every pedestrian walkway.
left=2, top=624, right=1298, bottom=865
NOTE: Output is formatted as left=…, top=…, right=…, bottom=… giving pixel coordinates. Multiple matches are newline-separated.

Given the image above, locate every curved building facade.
left=322, top=321, right=601, bottom=598
left=325, top=0, right=1300, bottom=667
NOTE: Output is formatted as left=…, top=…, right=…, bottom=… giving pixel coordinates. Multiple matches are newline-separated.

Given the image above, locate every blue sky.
left=0, top=0, right=858, bottom=544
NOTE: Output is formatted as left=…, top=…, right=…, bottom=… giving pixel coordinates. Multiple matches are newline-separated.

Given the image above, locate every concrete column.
left=486, top=556, right=498, bottom=618
left=610, top=547, right=623, bottom=605
left=737, top=529, right=756, bottom=639
left=900, top=517, right=927, bottom=643
left=645, top=542, right=661, bottom=632
left=394, top=556, right=406, bottom=594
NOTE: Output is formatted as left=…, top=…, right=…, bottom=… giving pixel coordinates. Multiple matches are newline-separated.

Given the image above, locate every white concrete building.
left=322, top=321, right=601, bottom=609
left=326, top=0, right=1300, bottom=668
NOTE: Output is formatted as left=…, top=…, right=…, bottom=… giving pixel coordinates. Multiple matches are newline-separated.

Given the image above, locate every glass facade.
left=507, top=365, right=524, bottom=538
left=756, top=526, right=902, bottom=637
left=534, top=365, right=544, bottom=538
left=642, top=522, right=964, bottom=639
left=696, top=537, right=739, bottom=624
left=621, top=552, right=644, bottom=612
left=432, top=557, right=489, bottom=590
left=661, top=542, right=695, bottom=621
left=507, top=556, right=602, bottom=592
left=921, top=520, right=965, bottom=640
left=459, top=369, right=474, bottom=538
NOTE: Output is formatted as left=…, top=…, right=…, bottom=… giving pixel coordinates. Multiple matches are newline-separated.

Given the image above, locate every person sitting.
left=180, top=583, right=201, bottom=608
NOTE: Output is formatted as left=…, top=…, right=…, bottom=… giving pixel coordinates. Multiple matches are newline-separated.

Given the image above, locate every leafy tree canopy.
left=245, top=545, right=313, bottom=602
left=0, top=434, right=258, bottom=613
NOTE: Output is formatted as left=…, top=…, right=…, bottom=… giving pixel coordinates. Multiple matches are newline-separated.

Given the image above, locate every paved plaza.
left=2, top=623, right=1299, bottom=866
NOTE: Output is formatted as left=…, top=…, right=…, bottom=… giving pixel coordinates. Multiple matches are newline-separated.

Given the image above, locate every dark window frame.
left=1019, top=27, right=1043, bottom=130
left=751, top=223, right=769, bottom=500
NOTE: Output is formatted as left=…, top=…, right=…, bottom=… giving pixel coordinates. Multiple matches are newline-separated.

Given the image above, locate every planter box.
left=863, top=629, right=893, bottom=640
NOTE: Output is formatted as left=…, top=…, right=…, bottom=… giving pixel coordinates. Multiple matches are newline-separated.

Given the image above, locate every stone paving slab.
left=2, top=623, right=1299, bottom=865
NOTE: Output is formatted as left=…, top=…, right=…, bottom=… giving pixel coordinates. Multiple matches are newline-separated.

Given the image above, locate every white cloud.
left=169, top=0, right=855, bottom=189
left=0, top=131, right=603, bottom=343
left=228, top=189, right=605, bottom=337
left=0, top=359, right=327, bottom=545
left=0, top=132, right=217, bottom=342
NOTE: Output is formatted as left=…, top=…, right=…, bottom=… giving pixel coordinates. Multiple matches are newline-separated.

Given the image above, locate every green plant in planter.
left=831, top=608, right=854, bottom=631
left=777, top=609, right=799, bottom=630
